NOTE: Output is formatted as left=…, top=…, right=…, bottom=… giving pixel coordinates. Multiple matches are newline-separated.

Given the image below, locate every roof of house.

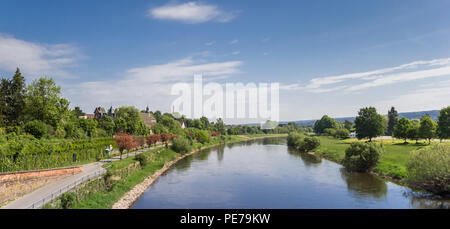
left=94, top=107, right=106, bottom=114
left=139, top=112, right=157, bottom=127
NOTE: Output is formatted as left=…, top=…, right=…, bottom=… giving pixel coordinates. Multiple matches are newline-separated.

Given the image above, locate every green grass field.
left=315, top=136, right=435, bottom=179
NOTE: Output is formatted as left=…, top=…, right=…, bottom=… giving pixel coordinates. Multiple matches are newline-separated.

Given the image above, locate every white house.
left=349, top=132, right=357, bottom=138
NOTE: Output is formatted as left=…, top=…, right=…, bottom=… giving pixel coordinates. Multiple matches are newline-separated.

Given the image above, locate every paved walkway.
left=2, top=145, right=163, bottom=209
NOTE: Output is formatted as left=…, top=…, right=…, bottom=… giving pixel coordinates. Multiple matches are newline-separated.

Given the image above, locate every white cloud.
left=231, top=51, right=240, bottom=55
left=149, top=2, right=236, bottom=24
left=66, top=57, right=242, bottom=112
left=230, top=39, right=239, bottom=45
left=0, top=35, right=80, bottom=78
left=205, top=41, right=214, bottom=46
left=304, top=57, right=450, bottom=93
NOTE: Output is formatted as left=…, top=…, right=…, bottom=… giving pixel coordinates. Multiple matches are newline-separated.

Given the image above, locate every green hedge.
left=0, top=134, right=116, bottom=172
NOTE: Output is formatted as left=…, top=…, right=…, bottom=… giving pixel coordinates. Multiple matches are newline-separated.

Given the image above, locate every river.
left=133, top=137, right=449, bottom=209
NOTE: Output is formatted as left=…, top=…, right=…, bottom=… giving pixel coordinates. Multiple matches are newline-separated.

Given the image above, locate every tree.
left=200, top=116, right=210, bottom=130
left=114, top=133, right=135, bottom=159
left=335, top=128, right=350, bottom=139
left=407, top=122, right=420, bottom=144
left=146, top=134, right=161, bottom=147
left=114, top=106, right=148, bottom=135
left=78, top=118, right=98, bottom=137
left=437, top=106, right=450, bottom=141
left=72, top=106, right=85, bottom=117
left=344, top=120, right=353, bottom=131
left=419, top=115, right=437, bottom=144
left=24, top=78, right=70, bottom=127
left=0, top=68, right=26, bottom=126
left=393, top=117, right=412, bottom=143
left=214, top=118, right=226, bottom=135
left=387, top=107, right=398, bottom=136
left=354, top=107, right=385, bottom=141
left=313, top=115, right=337, bottom=134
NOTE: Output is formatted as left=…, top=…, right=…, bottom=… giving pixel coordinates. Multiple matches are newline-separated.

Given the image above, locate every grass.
left=315, top=136, right=436, bottom=179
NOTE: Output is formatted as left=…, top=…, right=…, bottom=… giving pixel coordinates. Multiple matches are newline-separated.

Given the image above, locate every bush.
left=406, top=144, right=450, bottom=195
left=60, top=192, right=76, bottom=209
left=134, top=154, right=148, bottom=167
left=287, top=132, right=304, bottom=147
left=24, top=120, right=47, bottom=139
left=343, top=142, right=384, bottom=172
left=103, top=170, right=115, bottom=191
left=6, top=126, right=21, bottom=135
left=324, top=128, right=336, bottom=136
left=196, top=130, right=210, bottom=144
left=298, top=136, right=320, bottom=152
left=335, top=129, right=350, bottom=139
left=171, top=136, right=192, bottom=154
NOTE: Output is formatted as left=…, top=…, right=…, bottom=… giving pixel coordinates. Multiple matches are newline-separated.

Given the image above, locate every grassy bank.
left=45, top=134, right=285, bottom=209
left=315, top=136, right=445, bottom=179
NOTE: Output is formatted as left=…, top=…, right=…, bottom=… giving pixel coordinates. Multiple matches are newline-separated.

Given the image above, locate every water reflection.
left=339, top=169, right=387, bottom=199
left=287, top=147, right=322, bottom=167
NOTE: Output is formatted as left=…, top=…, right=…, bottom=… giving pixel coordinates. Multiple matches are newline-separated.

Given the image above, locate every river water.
left=133, top=137, right=449, bottom=209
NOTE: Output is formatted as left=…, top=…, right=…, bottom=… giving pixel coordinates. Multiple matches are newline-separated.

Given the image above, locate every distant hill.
left=281, top=110, right=440, bottom=127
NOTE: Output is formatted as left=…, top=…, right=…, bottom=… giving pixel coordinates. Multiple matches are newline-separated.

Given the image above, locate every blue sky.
left=1, top=0, right=450, bottom=123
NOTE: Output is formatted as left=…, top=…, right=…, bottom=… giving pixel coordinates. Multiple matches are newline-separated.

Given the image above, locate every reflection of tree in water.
left=173, top=156, right=194, bottom=172
left=194, top=148, right=212, bottom=161
left=263, top=137, right=286, bottom=145
left=216, top=145, right=225, bottom=162
left=405, top=192, right=450, bottom=209
left=287, top=147, right=322, bottom=167
left=339, top=169, right=387, bottom=199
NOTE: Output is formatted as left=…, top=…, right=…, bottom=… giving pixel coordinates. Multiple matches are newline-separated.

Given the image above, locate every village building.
left=94, top=107, right=107, bottom=119
left=139, top=106, right=157, bottom=128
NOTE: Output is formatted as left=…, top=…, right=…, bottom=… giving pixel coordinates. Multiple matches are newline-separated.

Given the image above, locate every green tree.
left=419, top=115, right=437, bottom=144
left=437, top=106, right=450, bottom=141
left=72, top=106, right=85, bottom=117
left=200, top=116, right=210, bottom=130
left=386, top=107, right=398, bottom=136
left=354, top=107, right=385, bottom=141
left=393, top=117, right=412, bottom=143
left=313, top=115, right=337, bottom=134
left=407, top=122, right=420, bottom=144
left=344, top=120, right=353, bottom=131
left=24, top=78, right=70, bottom=127
left=0, top=68, right=26, bottom=126
left=214, top=118, right=226, bottom=135
left=78, top=118, right=98, bottom=137
left=114, top=106, right=148, bottom=135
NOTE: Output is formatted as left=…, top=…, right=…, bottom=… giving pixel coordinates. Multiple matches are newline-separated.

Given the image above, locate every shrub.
left=324, top=128, right=336, bottom=136
left=6, top=126, right=22, bottom=135
left=134, top=154, right=148, bottom=167
left=60, top=192, right=76, bottom=209
left=146, top=134, right=161, bottom=146
left=287, top=132, right=304, bottom=147
left=335, top=129, right=350, bottom=139
left=24, top=120, right=47, bottom=139
left=406, top=144, right=450, bottom=195
left=343, top=142, right=384, bottom=172
left=298, top=136, right=320, bottom=152
left=171, top=136, right=192, bottom=154
left=103, top=170, right=115, bottom=191
left=196, top=130, right=210, bottom=144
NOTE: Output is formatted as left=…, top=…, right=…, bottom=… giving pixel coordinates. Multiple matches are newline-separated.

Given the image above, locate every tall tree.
left=344, top=120, right=353, bottom=131
left=24, top=77, right=70, bottom=127
left=0, top=68, right=26, bottom=126
left=313, top=115, right=337, bottom=134
left=354, top=107, right=385, bottom=141
left=387, top=107, right=398, bottom=136
left=437, top=106, right=450, bottom=141
left=419, top=115, right=437, bottom=144
left=72, top=106, right=85, bottom=117
left=393, top=117, right=412, bottom=143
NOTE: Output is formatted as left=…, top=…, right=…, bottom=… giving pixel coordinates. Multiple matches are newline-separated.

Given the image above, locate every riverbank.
left=113, top=134, right=287, bottom=209
left=314, top=136, right=450, bottom=193
left=44, top=134, right=286, bottom=209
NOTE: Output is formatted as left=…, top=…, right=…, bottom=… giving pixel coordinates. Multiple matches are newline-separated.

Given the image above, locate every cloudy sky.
left=1, top=0, right=449, bottom=123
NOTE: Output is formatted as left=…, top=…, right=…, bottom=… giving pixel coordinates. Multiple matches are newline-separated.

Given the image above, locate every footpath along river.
left=133, top=137, right=449, bottom=209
